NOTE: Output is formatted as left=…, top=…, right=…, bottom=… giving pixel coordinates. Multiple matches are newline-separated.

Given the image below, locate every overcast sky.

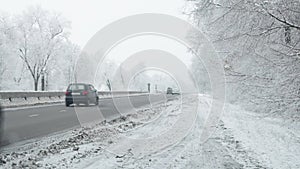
left=0, top=0, right=194, bottom=74
left=0, top=0, right=196, bottom=90
left=0, top=0, right=187, bottom=47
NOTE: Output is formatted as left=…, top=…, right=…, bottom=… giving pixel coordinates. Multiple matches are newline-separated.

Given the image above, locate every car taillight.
left=65, top=91, right=70, bottom=95
left=82, top=91, right=88, bottom=95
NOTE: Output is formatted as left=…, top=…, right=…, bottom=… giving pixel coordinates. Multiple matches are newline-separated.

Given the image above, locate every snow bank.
left=222, top=104, right=300, bottom=169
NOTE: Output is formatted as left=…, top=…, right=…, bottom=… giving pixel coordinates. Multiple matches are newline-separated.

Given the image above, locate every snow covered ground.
left=0, top=94, right=299, bottom=169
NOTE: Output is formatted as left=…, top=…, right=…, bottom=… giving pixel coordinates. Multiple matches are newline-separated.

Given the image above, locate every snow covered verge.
left=0, top=95, right=299, bottom=169
left=222, top=104, right=300, bottom=169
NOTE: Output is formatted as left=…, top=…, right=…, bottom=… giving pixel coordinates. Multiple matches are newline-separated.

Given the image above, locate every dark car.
left=65, top=83, right=99, bottom=107
left=167, top=87, right=173, bottom=94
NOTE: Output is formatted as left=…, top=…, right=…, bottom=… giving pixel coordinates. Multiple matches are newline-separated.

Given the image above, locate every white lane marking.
left=59, top=110, right=66, bottom=112
left=5, top=103, right=63, bottom=111
left=28, top=114, right=40, bottom=118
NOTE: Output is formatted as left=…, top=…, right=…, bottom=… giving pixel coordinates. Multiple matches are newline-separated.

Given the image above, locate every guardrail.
left=0, top=91, right=65, bottom=101
left=0, top=91, right=148, bottom=100
left=0, top=91, right=148, bottom=108
left=97, top=91, right=148, bottom=97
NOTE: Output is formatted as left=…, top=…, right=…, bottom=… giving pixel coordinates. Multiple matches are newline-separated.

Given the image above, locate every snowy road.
left=1, top=94, right=168, bottom=146
left=0, top=94, right=299, bottom=169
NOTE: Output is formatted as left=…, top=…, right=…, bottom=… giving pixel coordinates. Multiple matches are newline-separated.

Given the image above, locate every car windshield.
left=68, top=84, right=85, bottom=90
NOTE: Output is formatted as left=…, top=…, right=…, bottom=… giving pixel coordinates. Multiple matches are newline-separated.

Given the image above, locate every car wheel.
left=65, top=102, right=70, bottom=107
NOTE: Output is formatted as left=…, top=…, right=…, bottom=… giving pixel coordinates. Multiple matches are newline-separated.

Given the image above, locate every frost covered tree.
left=103, top=61, right=116, bottom=91
left=15, top=6, right=71, bottom=91
left=0, top=7, right=79, bottom=91
left=92, top=60, right=118, bottom=91
left=0, top=20, right=8, bottom=89
left=46, top=41, right=80, bottom=90
left=0, top=13, right=16, bottom=90
left=186, top=0, right=300, bottom=117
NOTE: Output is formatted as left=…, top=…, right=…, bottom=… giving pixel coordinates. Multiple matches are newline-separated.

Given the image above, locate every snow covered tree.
left=94, top=60, right=118, bottom=91
left=15, top=6, right=71, bottom=91
left=46, top=41, right=80, bottom=90
left=0, top=7, right=80, bottom=91
left=0, top=13, right=16, bottom=90
left=186, top=0, right=300, bottom=117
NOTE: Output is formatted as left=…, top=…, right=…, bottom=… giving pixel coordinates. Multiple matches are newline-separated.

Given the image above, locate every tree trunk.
left=34, top=80, right=38, bottom=91
left=106, top=79, right=112, bottom=91
left=41, top=75, right=45, bottom=91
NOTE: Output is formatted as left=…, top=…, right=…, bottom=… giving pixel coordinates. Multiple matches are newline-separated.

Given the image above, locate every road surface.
left=1, top=94, right=170, bottom=146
